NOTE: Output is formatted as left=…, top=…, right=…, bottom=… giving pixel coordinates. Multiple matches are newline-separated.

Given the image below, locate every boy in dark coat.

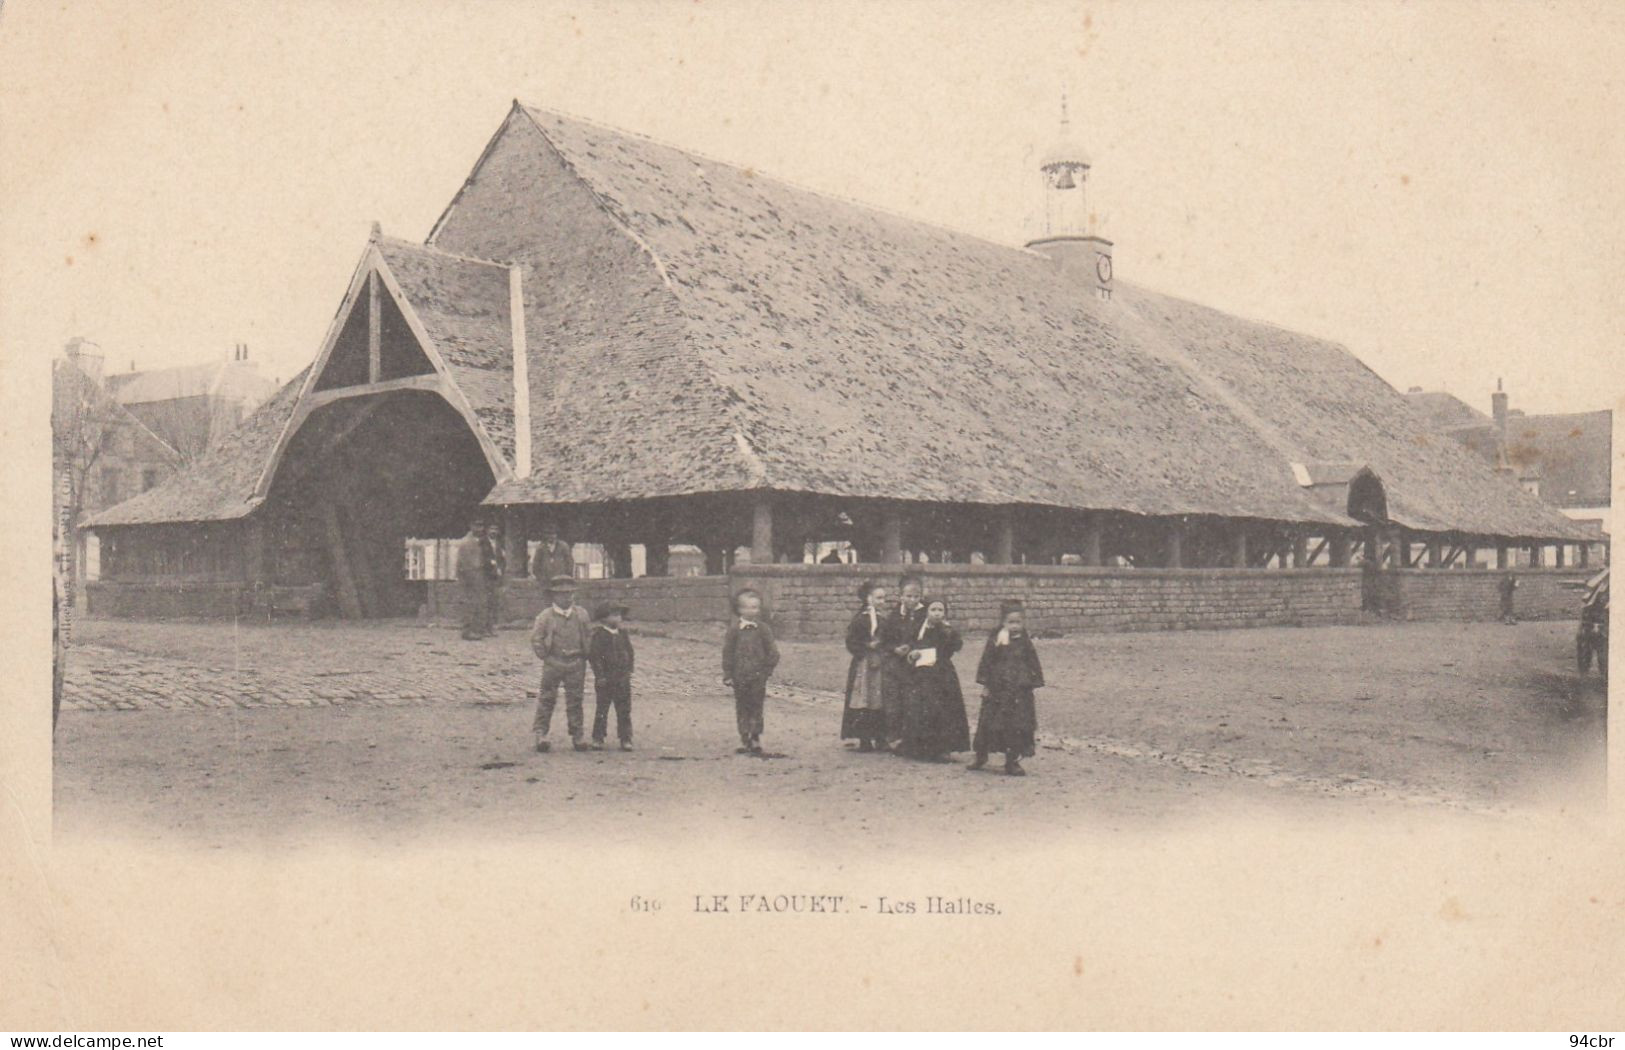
left=589, top=601, right=636, bottom=751
left=722, top=588, right=780, bottom=754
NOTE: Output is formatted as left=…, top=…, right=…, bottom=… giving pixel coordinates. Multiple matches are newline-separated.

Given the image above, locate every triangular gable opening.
left=312, top=268, right=437, bottom=392
left=313, top=294, right=370, bottom=391
left=378, top=288, right=435, bottom=381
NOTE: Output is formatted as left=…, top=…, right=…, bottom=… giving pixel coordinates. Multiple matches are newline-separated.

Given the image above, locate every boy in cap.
left=530, top=575, right=593, bottom=752
left=722, top=588, right=779, bottom=754
left=588, top=601, right=636, bottom=751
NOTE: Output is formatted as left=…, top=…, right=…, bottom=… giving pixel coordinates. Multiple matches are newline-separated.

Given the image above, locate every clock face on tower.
left=1096, top=254, right=1113, bottom=283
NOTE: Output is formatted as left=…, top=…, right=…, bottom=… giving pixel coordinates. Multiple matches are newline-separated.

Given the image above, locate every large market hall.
left=84, top=101, right=1600, bottom=635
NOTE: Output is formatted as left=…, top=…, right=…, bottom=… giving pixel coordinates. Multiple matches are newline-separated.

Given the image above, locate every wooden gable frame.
left=250, top=234, right=512, bottom=503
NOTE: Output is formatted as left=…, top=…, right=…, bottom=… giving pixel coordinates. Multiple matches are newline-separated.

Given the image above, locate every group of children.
left=840, top=575, right=1045, bottom=775
left=529, top=574, right=635, bottom=752
left=526, top=573, right=1044, bottom=775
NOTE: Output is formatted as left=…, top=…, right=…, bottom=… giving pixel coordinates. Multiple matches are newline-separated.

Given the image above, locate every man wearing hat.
left=529, top=574, right=594, bottom=752
left=455, top=519, right=494, bottom=640
left=588, top=601, right=636, bottom=750
left=528, top=520, right=575, bottom=582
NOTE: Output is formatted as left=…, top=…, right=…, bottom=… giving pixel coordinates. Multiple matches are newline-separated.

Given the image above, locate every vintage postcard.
left=3, top=0, right=1622, bottom=1032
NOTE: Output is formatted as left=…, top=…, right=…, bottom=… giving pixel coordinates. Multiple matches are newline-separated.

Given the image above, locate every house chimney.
left=1491, top=379, right=1513, bottom=475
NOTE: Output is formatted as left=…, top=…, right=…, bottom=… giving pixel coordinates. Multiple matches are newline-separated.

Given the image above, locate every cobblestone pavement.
left=54, top=616, right=1606, bottom=846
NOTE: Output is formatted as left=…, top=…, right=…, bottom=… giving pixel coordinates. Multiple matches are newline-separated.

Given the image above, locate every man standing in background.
left=484, top=520, right=506, bottom=633
left=529, top=520, right=575, bottom=581
left=456, top=519, right=494, bottom=640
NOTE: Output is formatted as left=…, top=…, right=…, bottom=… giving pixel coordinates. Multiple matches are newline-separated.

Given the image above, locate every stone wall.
left=86, top=564, right=1598, bottom=634
left=730, top=564, right=1365, bottom=639
left=1385, top=568, right=1593, bottom=622
left=426, top=575, right=732, bottom=626
left=86, top=580, right=251, bottom=619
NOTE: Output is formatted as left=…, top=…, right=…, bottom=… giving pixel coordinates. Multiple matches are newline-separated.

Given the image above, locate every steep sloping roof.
left=93, top=103, right=1592, bottom=540
left=105, top=359, right=275, bottom=409
left=84, top=370, right=307, bottom=526
left=455, top=104, right=1580, bottom=537
left=448, top=106, right=1344, bottom=523
left=373, top=236, right=516, bottom=462
left=1121, top=290, right=1590, bottom=537
left=1404, top=390, right=1489, bottom=430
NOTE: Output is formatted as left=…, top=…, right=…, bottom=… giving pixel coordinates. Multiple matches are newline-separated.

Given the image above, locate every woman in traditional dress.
left=879, top=574, right=927, bottom=752
left=971, top=599, right=1046, bottom=776
left=841, top=580, right=890, bottom=752
left=899, top=598, right=972, bottom=761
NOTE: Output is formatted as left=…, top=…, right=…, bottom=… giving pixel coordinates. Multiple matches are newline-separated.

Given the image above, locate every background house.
left=104, top=343, right=278, bottom=462
left=1406, top=382, right=1611, bottom=566
left=52, top=339, right=184, bottom=602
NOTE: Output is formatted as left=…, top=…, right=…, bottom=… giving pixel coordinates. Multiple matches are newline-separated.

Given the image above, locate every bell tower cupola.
left=1026, top=92, right=1114, bottom=301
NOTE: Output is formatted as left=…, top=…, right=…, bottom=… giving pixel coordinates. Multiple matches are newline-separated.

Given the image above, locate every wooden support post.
left=1329, top=533, right=1350, bottom=568
left=502, top=505, right=527, bottom=577
left=344, top=509, right=380, bottom=618
left=1165, top=519, right=1185, bottom=569
left=1426, top=540, right=1442, bottom=568
left=751, top=493, right=774, bottom=565
left=606, top=541, right=633, bottom=579
left=1292, top=534, right=1310, bottom=568
left=1231, top=525, right=1248, bottom=569
left=881, top=504, right=903, bottom=565
left=367, top=270, right=381, bottom=384
left=645, top=542, right=671, bottom=577
left=1496, top=544, right=1509, bottom=570
left=243, top=517, right=267, bottom=588
left=703, top=546, right=727, bottom=576
left=1555, top=543, right=1567, bottom=568
left=1463, top=543, right=1477, bottom=569
left=320, top=501, right=363, bottom=619
left=1579, top=542, right=1590, bottom=568
left=994, top=508, right=1016, bottom=565
left=1529, top=543, right=1544, bottom=567
left=1081, top=514, right=1102, bottom=567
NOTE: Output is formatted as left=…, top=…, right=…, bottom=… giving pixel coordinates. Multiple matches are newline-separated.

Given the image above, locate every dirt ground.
left=53, top=616, right=1606, bottom=850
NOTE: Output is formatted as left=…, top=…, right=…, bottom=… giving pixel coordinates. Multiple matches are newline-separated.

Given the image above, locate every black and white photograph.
left=5, top=0, right=1622, bottom=1034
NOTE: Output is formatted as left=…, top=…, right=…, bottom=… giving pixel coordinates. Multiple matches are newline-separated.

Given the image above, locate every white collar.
left=738, top=618, right=758, bottom=629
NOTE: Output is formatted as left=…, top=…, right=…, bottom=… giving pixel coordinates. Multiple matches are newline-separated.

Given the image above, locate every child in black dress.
left=901, top=598, right=972, bottom=761
left=971, top=599, right=1045, bottom=776
left=841, top=580, right=889, bottom=752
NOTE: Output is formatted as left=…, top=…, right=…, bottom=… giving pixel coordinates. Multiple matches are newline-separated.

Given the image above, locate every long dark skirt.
left=881, top=653, right=911, bottom=743
left=900, top=665, right=972, bottom=757
left=842, top=651, right=887, bottom=741
left=972, top=687, right=1037, bottom=758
